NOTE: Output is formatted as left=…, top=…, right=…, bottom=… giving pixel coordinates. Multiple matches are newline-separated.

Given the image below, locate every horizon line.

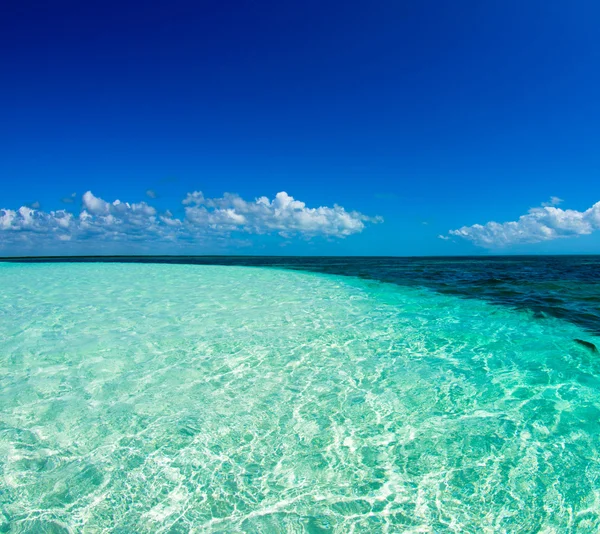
left=2, top=253, right=600, bottom=261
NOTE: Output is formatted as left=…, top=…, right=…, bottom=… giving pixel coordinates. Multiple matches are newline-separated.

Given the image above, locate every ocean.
left=1, top=256, right=599, bottom=532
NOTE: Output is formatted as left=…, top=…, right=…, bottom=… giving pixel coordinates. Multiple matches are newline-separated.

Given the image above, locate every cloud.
left=183, top=191, right=382, bottom=237
left=446, top=198, right=600, bottom=248
left=61, top=193, right=77, bottom=203
left=0, top=190, right=381, bottom=251
left=0, top=207, right=75, bottom=245
left=182, top=191, right=206, bottom=206
left=77, top=191, right=165, bottom=241
left=146, top=189, right=157, bottom=199
left=542, top=196, right=564, bottom=207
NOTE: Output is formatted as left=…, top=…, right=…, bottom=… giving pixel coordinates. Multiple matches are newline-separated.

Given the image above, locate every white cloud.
left=447, top=198, right=600, bottom=247
left=182, top=191, right=206, bottom=206
left=542, top=196, right=563, bottom=207
left=77, top=192, right=164, bottom=241
left=183, top=191, right=382, bottom=237
left=0, top=190, right=380, bottom=251
left=82, top=191, right=110, bottom=215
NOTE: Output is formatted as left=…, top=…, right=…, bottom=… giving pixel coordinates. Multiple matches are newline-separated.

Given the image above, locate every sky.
left=1, top=0, right=599, bottom=256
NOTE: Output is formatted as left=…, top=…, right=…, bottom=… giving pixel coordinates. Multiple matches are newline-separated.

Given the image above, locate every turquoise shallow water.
left=1, top=263, right=600, bottom=533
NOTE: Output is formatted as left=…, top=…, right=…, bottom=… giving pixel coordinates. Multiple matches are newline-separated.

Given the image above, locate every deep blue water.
left=2, top=255, right=600, bottom=337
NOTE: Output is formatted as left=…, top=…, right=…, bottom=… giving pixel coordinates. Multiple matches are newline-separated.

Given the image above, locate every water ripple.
left=0, top=263, right=599, bottom=532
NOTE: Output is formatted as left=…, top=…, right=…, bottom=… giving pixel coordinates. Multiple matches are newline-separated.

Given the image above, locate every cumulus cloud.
left=446, top=198, right=600, bottom=247
left=146, top=189, right=157, bottom=199
left=0, top=207, right=75, bottom=245
left=0, top=190, right=380, bottom=251
left=542, top=196, right=563, bottom=207
left=182, top=191, right=206, bottom=206
left=183, top=191, right=382, bottom=237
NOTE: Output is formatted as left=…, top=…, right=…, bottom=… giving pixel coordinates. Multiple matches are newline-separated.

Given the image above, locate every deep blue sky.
left=1, top=0, right=599, bottom=255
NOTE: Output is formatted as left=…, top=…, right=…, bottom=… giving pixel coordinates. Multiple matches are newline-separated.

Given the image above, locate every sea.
left=1, top=256, right=599, bottom=532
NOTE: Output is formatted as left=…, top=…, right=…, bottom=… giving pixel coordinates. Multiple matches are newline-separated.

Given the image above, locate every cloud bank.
left=0, top=190, right=381, bottom=251
left=447, top=199, right=600, bottom=247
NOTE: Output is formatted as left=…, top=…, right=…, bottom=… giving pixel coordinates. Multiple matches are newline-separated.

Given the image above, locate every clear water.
left=10, top=255, right=599, bottom=335
left=1, top=262, right=600, bottom=532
